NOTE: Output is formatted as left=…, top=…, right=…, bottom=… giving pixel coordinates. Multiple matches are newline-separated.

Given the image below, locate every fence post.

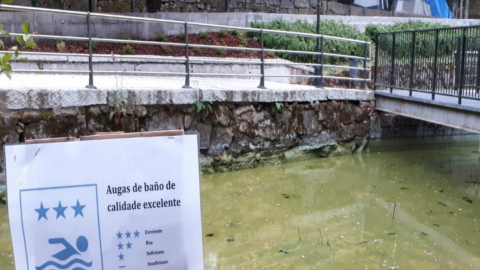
left=362, top=42, right=367, bottom=90
left=409, top=31, right=416, bottom=96
left=374, top=34, right=379, bottom=90
left=476, top=38, right=480, bottom=94
left=183, top=22, right=191, bottom=89
left=131, top=0, right=135, bottom=12
left=315, top=2, right=323, bottom=88
left=85, top=12, right=96, bottom=89
left=390, top=33, right=396, bottom=93
left=459, top=31, right=467, bottom=105
left=258, top=29, right=266, bottom=89
left=432, top=30, right=439, bottom=100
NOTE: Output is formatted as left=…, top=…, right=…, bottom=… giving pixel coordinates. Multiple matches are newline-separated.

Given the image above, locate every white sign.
left=5, top=134, right=204, bottom=270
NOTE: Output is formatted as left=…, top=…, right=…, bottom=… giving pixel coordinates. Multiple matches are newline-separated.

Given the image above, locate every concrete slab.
left=0, top=74, right=373, bottom=109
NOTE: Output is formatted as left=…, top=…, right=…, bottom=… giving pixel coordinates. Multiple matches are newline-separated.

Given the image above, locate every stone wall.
left=9, top=0, right=424, bottom=16
left=0, top=100, right=374, bottom=181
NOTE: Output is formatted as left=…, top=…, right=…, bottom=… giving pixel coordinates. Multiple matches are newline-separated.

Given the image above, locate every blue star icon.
left=35, top=202, right=49, bottom=221
left=118, top=253, right=125, bottom=261
left=125, top=231, right=131, bottom=238
left=53, top=201, right=67, bottom=219
left=71, top=200, right=86, bottom=218
left=134, top=230, right=140, bottom=238
left=117, top=231, right=123, bottom=239
left=117, top=242, right=123, bottom=250
left=126, top=242, right=132, bottom=249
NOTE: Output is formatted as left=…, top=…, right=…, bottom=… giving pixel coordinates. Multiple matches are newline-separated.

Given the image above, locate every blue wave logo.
left=36, top=236, right=92, bottom=270
left=35, top=258, right=92, bottom=270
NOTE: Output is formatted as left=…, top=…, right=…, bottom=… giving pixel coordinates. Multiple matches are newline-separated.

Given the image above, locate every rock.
left=135, top=106, right=147, bottom=117
left=294, top=0, right=309, bottom=8
left=281, top=0, right=294, bottom=9
left=340, top=108, right=353, bottom=125
left=254, top=119, right=279, bottom=140
left=302, top=110, right=316, bottom=134
left=146, top=111, right=183, bottom=131
left=208, top=127, right=234, bottom=155
left=298, top=132, right=336, bottom=151
left=184, top=115, right=193, bottom=129
left=354, top=106, right=368, bottom=123
left=193, top=123, right=212, bottom=150
left=213, top=105, right=231, bottom=127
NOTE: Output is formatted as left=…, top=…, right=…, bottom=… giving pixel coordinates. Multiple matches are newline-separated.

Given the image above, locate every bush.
left=216, top=49, right=226, bottom=55
left=219, top=29, right=227, bottom=37
left=193, top=48, right=201, bottom=54
left=160, top=45, right=171, bottom=54
left=372, top=21, right=473, bottom=60
left=156, top=32, right=167, bottom=42
left=266, top=51, right=275, bottom=57
left=239, top=37, right=247, bottom=46
left=365, top=21, right=448, bottom=41
left=0, top=40, right=4, bottom=50
left=231, top=30, right=239, bottom=36
left=123, top=44, right=133, bottom=55
left=250, top=19, right=369, bottom=65
left=91, top=41, right=98, bottom=51
left=56, top=41, right=66, bottom=52
left=200, top=32, right=210, bottom=40
left=179, top=32, right=186, bottom=41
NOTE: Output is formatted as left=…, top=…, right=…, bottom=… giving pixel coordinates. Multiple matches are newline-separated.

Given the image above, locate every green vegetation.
left=91, top=41, right=98, bottom=51
left=219, top=29, right=227, bottom=37
left=160, top=45, right=171, bottom=54
left=0, top=40, right=4, bottom=50
left=231, top=30, right=239, bottom=36
left=239, top=37, right=247, bottom=46
left=196, top=101, right=212, bottom=122
left=250, top=19, right=368, bottom=64
left=193, top=48, right=201, bottom=55
left=365, top=21, right=448, bottom=41
left=156, top=32, right=167, bottom=42
left=109, top=92, right=127, bottom=126
left=266, top=51, right=275, bottom=57
left=200, top=32, right=210, bottom=40
left=123, top=44, right=133, bottom=55
left=56, top=41, right=66, bottom=52
left=369, top=21, right=473, bottom=59
left=0, top=19, right=36, bottom=79
left=216, top=49, right=226, bottom=55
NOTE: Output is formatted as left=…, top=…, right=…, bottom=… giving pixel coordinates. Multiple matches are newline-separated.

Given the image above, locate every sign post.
left=5, top=131, right=204, bottom=270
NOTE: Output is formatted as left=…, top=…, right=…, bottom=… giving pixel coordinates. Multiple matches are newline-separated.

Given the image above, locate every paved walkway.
left=0, top=74, right=374, bottom=110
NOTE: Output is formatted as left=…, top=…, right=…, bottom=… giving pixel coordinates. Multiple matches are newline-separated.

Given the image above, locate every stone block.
left=208, top=127, right=234, bottom=154
left=146, top=111, right=183, bottom=131
left=298, top=132, right=336, bottom=151
left=193, top=123, right=212, bottom=150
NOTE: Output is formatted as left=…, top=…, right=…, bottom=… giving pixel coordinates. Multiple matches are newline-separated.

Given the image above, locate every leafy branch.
left=196, top=101, right=212, bottom=122
left=0, top=0, right=37, bottom=79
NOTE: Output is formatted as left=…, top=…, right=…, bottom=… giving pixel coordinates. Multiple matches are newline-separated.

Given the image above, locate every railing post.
left=374, top=34, right=379, bottom=90
left=362, top=42, right=367, bottom=90
left=390, top=33, right=396, bottom=93
left=315, top=0, right=323, bottom=88
left=85, top=12, right=96, bottom=89
left=476, top=37, right=480, bottom=94
left=258, top=29, right=266, bottom=89
left=131, top=0, right=135, bottom=12
left=459, top=31, right=467, bottom=105
left=409, top=31, right=416, bottom=96
left=183, top=22, right=191, bottom=89
left=432, top=30, right=439, bottom=100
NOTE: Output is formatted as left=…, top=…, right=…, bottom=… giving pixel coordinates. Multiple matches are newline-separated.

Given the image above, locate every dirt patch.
left=22, top=32, right=273, bottom=59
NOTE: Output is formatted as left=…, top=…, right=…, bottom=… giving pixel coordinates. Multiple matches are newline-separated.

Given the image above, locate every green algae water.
left=1, top=137, right=480, bottom=269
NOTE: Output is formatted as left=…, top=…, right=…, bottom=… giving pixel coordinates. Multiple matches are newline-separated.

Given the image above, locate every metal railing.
left=374, top=25, right=480, bottom=105
left=0, top=4, right=371, bottom=90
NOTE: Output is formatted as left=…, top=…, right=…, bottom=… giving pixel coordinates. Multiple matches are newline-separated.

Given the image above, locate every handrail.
left=0, top=4, right=372, bottom=90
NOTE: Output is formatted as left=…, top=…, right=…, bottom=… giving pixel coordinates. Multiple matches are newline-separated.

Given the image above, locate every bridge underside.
left=375, top=90, right=480, bottom=134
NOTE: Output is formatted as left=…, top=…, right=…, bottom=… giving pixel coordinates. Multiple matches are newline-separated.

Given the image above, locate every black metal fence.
left=374, top=26, right=480, bottom=104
